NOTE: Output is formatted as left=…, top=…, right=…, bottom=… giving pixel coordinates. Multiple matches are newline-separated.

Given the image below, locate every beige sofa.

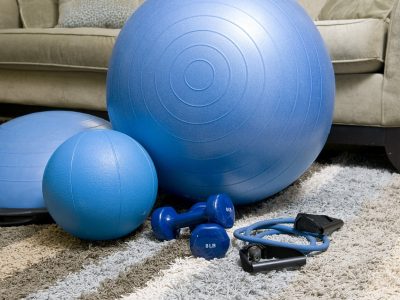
left=299, top=0, right=400, bottom=170
left=1, top=0, right=400, bottom=169
left=0, top=0, right=116, bottom=113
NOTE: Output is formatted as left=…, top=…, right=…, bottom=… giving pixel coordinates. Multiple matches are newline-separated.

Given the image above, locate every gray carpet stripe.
left=124, top=162, right=393, bottom=299
left=80, top=239, right=190, bottom=300
left=0, top=224, right=47, bottom=249
left=25, top=231, right=171, bottom=300
left=0, top=225, right=136, bottom=299
left=122, top=256, right=219, bottom=300
left=0, top=225, right=83, bottom=281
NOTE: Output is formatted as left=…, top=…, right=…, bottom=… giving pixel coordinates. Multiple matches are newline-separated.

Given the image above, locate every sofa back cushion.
left=318, top=0, right=395, bottom=20
left=315, top=18, right=388, bottom=74
left=17, top=0, right=59, bottom=28
left=57, top=0, right=144, bottom=29
left=0, top=0, right=20, bottom=29
left=0, top=27, right=119, bottom=71
left=297, top=0, right=328, bottom=20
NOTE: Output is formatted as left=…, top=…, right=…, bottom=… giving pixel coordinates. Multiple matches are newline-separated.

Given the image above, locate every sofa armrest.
left=382, top=0, right=400, bottom=126
left=0, top=0, right=21, bottom=29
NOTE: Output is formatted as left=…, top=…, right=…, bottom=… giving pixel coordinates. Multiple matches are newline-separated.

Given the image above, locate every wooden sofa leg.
left=385, top=128, right=400, bottom=171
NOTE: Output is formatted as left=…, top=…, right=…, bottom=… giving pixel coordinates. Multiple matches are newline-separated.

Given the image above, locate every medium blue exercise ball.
left=43, top=129, right=158, bottom=240
left=0, top=111, right=110, bottom=210
left=107, top=0, right=335, bottom=205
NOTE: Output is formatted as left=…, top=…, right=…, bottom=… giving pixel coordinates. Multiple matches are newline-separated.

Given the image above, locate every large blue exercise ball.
left=0, top=111, right=110, bottom=210
left=107, top=0, right=335, bottom=205
left=43, top=129, right=158, bottom=240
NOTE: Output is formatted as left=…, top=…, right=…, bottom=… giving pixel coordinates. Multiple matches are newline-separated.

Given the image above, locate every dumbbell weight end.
left=190, top=223, right=230, bottom=260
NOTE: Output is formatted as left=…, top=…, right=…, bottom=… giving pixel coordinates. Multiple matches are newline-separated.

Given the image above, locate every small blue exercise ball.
left=107, top=0, right=335, bottom=205
left=43, top=129, right=158, bottom=240
left=0, top=111, right=110, bottom=210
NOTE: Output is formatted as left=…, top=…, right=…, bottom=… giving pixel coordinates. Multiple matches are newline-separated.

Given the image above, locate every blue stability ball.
left=0, top=111, right=110, bottom=210
left=43, top=129, right=158, bottom=240
left=107, top=0, right=335, bottom=205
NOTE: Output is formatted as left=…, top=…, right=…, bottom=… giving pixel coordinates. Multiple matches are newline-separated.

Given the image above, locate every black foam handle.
left=239, top=244, right=307, bottom=273
left=252, top=256, right=306, bottom=273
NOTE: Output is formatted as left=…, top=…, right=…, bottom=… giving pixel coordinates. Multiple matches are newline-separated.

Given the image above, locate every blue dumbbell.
left=190, top=223, right=230, bottom=260
left=151, top=194, right=235, bottom=241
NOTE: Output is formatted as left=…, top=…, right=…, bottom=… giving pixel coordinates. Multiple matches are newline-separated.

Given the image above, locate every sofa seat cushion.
left=316, top=18, right=388, bottom=74
left=0, top=28, right=120, bottom=71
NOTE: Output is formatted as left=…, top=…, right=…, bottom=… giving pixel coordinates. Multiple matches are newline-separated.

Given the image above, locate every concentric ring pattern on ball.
left=107, top=0, right=335, bottom=205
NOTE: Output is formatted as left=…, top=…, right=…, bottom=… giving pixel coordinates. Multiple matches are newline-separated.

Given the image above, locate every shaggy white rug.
left=1, top=147, right=399, bottom=299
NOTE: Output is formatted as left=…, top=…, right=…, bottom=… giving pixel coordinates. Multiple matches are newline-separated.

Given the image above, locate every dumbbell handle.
left=172, top=208, right=208, bottom=229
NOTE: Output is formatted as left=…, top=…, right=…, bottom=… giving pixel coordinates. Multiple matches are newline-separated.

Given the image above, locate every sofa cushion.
left=297, top=0, right=328, bottom=20
left=18, top=0, right=58, bottom=28
left=0, top=0, right=20, bottom=29
left=316, top=18, right=388, bottom=74
left=318, top=0, right=395, bottom=20
left=57, top=0, right=144, bottom=29
left=0, top=69, right=107, bottom=110
left=0, top=28, right=119, bottom=71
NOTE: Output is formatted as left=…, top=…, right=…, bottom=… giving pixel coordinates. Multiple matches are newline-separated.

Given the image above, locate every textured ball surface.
left=43, top=129, right=158, bottom=240
left=0, top=111, right=110, bottom=210
left=107, top=0, right=335, bottom=205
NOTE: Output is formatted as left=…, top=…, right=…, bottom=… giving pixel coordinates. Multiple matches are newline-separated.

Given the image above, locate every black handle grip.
left=239, top=244, right=306, bottom=273
left=252, top=256, right=306, bottom=272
